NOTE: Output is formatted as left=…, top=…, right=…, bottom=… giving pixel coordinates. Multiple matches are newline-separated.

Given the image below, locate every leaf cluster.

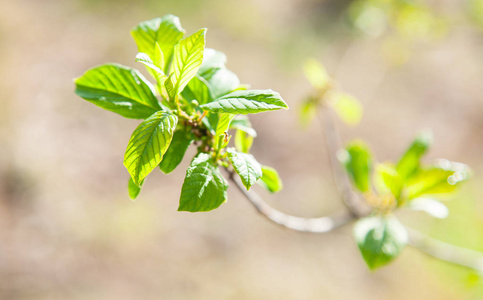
left=342, top=132, right=471, bottom=269
left=75, top=15, right=287, bottom=212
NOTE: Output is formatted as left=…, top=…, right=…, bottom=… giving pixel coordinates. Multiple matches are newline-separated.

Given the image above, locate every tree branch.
left=318, top=109, right=368, bottom=217
left=228, top=171, right=355, bottom=233
left=408, top=228, right=483, bottom=273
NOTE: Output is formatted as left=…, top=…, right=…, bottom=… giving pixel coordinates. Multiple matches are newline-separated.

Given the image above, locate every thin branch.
left=318, top=109, right=368, bottom=217
left=228, top=171, right=355, bottom=233
left=408, top=228, right=483, bottom=273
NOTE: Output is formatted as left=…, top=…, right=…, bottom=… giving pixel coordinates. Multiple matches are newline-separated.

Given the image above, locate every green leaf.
left=200, top=89, right=289, bottom=114
left=181, top=74, right=214, bottom=105
left=178, top=153, right=228, bottom=212
left=74, top=64, right=161, bottom=119
left=230, top=115, right=257, bottom=137
left=198, top=48, right=227, bottom=76
left=227, top=148, right=262, bottom=190
left=299, top=98, right=318, bottom=128
left=374, top=163, right=403, bottom=200
left=408, top=197, right=449, bottom=219
left=406, top=160, right=470, bottom=200
left=206, top=68, right=240, bottom=99
left=234, top=130, right=253, bottom=154
left=397, top=130, right=432, bottom=181
left=164, top=73, right=176, bottom=101
left=258, top=166, right=283, bottom=193
left=124, top=111, right=178, bottom=185
left=215, top=113, right=235, bottom=138
left=159, top=129, right=194, bottom=174
left=131, top=15, right=185, bottom=72
left=135, top=52, right=165, bottom=76
left=303, top=58, right=331, bottom=90
left=171, top=28, right=207, bottom=96
left=339, top=140, right=373, bottom=193
left=135, top=52, right=167, bottom=94
left=354, top=215, right=408, bottom=270
left=327, top=91, right=363, bottom=126
left=128, top=177, right=143, bottom=200
left=153, top=42, right=165, bottom=71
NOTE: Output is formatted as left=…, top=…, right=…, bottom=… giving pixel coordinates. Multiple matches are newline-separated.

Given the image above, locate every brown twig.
left=228, top=170, right=355, bottom=233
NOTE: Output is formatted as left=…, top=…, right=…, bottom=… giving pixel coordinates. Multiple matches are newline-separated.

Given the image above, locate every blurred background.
left=1, top=0, right=483, bottom=299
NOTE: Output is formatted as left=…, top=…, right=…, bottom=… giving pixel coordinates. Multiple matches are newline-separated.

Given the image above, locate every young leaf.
left=227, top=148, right=262, bottom=190
left=327, top=91, right=363, bottom=126
left=230, top=115, right=257, bottom=137
left=374, top=163, right=403, bottom=200
left=135, top=52, right=167, bottom=94
left=198, top=48, right=227, bottom=75
left=135, top=52, right=165, bottom=76
left=257, top=166, right=283, bottom=193
left=171, top=28, right=207, bottom=96
left=303, top=58, right=331, bottom=90
left=159, top=129, right=194, bottom=174
left=299, top=98, right=318, bottom=128
left=124, top=111, right=178, bottom=185
left=178, top=153, right=228, bottom=212
left=235, top=130, right=253, bottom=154
left=408, top=197, right=449, bottom=219
left=339, top=140, right=373, bottom=193
left=181, top=74, right=214, bottom=105
left=128, top=177, right=143, bottom=200
left=405, top=161, right=470, bottom=200
left=397, top=130, right=432, bottom=181
left=200, top=89, right=289, bottom=114
left=215, top=113, right=235, bottom=138
left=206, top=68, right=241, bottom=99
left=131, top=15, right=185, bottom=71
left=354, top=215, right=408, bottom=270
left=74, top=64, right=161, bottom=119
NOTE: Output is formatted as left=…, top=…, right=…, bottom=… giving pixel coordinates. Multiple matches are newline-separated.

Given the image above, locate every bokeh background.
left=1, top=0, right=483, bottom=299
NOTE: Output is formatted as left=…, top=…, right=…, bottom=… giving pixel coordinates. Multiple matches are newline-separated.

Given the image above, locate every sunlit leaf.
left=178, top=153, right=228, bottom=212
left=206, top=68, right=240, bottom=99
left=200, top=89, right=288, bottom=114
left=124, top=111, right=178, bottom=185
left=230, top=115, right=257, bottom=137
left=327, top=91, right=363, bottom=125
left=227, top=148, right=262, bottom=190
left=299, top=98, right=318, bottom=128
left=374, top=163, right=402, bottom=200
left=128, top=177, right=143, bottom=200
left=234, top=130, right=253, bottom=154
left=171, top=28, right=207, bottom=96
left=131, top=15, right=185, bottom=72
left=198, top=48, right=227, bottom=76
left=354, top=215, right=408, bottom=270
left=303, top=58, right=331, bottom=90
left=406, top=160, right=471, bottom=200
left=181, top=74, right=214, bottom=105
left=258, top=166, right=283, bottom=193
left=339, top=140, right=373, bottom=193
left=397, top=130, right=432, bottom=181
left=215, top=113, right=235, bottom=138
left=135, top=52, right=165, bottom=76
left=75, top=64, right=161, bottom=119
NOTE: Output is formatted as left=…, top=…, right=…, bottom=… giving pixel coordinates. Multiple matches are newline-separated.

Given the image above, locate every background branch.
left=408, top=228, right=483, bottom=273
left=318, top=109, right=368, bottom=217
